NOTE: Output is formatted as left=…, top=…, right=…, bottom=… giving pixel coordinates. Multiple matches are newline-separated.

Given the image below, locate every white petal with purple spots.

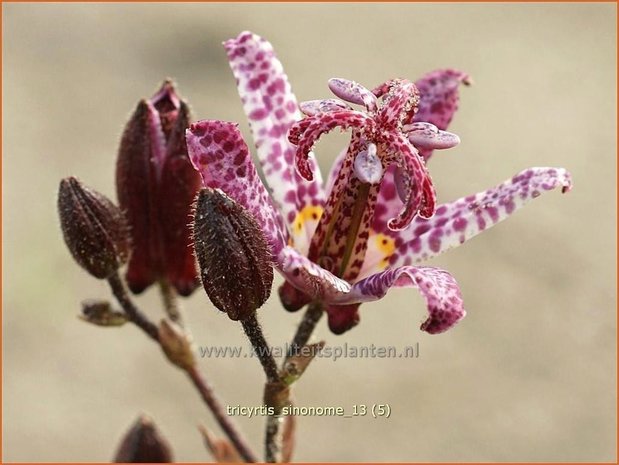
left=389, top=167, right=573, bottom=268
left=224, top=31, right=325, bottom=251
left=331, top=266, right=466, bottom=334
left=186, top=120, right=288, bottom=255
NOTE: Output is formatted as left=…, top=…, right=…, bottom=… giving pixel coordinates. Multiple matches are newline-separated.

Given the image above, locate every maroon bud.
left=325, top=303, right=360, bottom=335
left=193, top=188, right=273, bottom=321
left=58, top=177, right=129, bottom=279
left=113, top=415, right=173, bottom=463
left=116, top=80, right=201, bottom=296
left=278, top=280, right=312, bottom=312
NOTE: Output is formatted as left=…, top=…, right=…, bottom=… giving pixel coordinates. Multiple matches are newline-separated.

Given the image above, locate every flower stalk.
left=105, top=271, right=257, bottom=462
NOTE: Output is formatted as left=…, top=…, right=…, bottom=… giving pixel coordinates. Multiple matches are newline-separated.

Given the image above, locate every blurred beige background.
left=3, top=3, right=616, bottom=462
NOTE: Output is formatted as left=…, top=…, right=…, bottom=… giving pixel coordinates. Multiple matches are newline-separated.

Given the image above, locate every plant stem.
left=187, top=365, right=259, bottom=463
left=241, top=314, right=280, bottom=383
left=108, top=271, right=258, bottom=462
left=265, top=415, right=284, bottom=463
left=287, top=301, right=324, bottom=357
left=107, top=272, right=159, bottom=341
left=159, top=279, right=183, bottom=325
left=240, top=314, right=288, bottom=462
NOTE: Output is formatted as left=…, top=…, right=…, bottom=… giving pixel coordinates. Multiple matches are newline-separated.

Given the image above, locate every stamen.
left=328, top=78, right=378, bottom=112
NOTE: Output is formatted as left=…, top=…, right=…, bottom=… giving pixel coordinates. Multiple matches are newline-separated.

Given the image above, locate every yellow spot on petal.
left=289, top=205, right=325, bottom=253
left=374, top=233, right=395, bottom=270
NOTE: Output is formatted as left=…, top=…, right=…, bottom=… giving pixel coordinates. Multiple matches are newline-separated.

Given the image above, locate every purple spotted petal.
left=404, top=122, right=461, bottom=150
left=186, top=120, right=288, bottom=255
left=324, top=147, right=348, bottom=195
left=328, top=78, right=378, bottom=112
left=389, top=167, right=573, bottom=267
left=299, top=99, right=352, bottom=116
left=278, top=246, right=351, bottom=300
left=413, top=69, right=470, bottom=160
left=331, top=266, right=466, bottom=334
left=224, top=31, right=325, bottom=237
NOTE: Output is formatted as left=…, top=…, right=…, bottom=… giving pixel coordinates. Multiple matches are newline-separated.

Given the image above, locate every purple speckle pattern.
left=386, top=167, right=573, bottom=268
left=185, top=120, right=287, bottom=255
left=185, top=34, right=573, bottom=338
left=404, top=122, right=460, bottom=150
left=224, top=31, right=324, bottom=249
left=328, top=78, right=378, bottom=112
left=413, top=69, right=470, bottom=160
left=300, top=98, right=352, bottom=116
left=290, top=78, right=442, bottom=231
left=306, top=133, right=380, bottom=281
left=332, top=266, right=466, bottom=334
left=278, top=246, right=351, bottom=300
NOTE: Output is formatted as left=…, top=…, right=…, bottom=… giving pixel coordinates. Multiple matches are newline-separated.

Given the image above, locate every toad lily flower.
left=186, top=31, right=572, bottom=335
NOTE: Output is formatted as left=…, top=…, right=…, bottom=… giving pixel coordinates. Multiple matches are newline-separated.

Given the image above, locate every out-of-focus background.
left=3, top=3, right=616, bottom=462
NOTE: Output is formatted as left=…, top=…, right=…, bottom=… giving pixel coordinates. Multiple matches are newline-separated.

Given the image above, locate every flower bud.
left=113, top=414, right=173, bottom=463
left=58, top=177, right=129, bottom=279
left=158, top=319, right=195, bottom=370
left=116, top=80, right=201, bottom=296
left=79, top=299, right=127, bottom=327
left=193, top=188, right=273, bottom=321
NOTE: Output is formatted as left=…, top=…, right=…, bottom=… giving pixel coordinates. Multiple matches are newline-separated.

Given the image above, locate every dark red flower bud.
left=193, top=188, right=273, bottom=321
left=58, top=177, right=129, bottom=279
left=116, top=80, right=201, bottom=296
left=325, top=303, right=360, bottom=335
left=278, top=280, right=312, bottom=312
left=113, top=415, right=173, bottom=463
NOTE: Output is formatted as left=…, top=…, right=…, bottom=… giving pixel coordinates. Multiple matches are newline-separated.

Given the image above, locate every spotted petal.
left=186, top=120, right=288, bottom=255
left=413, top=69, right=470, bottom=160
left=224, top=31, right=325, bottom=251
left=278, top=246, right=351, bottom=301
left=388, top=167, right=573, bottom=268
left=331, top=266, right=466, bottom=334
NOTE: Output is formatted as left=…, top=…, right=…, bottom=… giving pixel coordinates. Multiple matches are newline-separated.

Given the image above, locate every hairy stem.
left=187, top=365, right=259, bottom=463
left=240, top=314, right=288, bottom=462
left=241, top=314, right=280, bottom=383
left=108, top=272, right=257, bottom=462
left=158, top=279, right=183, bottom=325
left=287, top=301, right=324, bottom=358
left=108, top=272, right=159, bottom=341
left=265, top=416, right=284, bottom=463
